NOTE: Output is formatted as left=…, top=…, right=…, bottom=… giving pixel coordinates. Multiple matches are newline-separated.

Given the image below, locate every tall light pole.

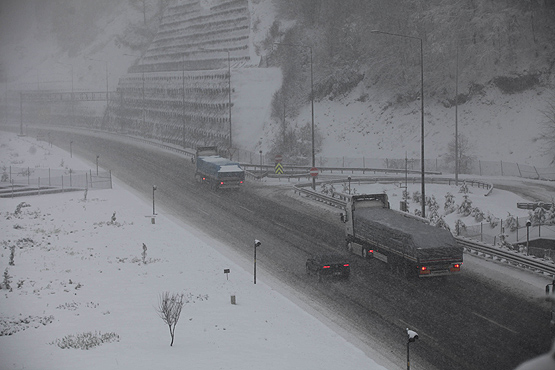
left=371, top=30, right=425, bottom=217
left=56, top=61, right=74, bottom=125
left=124, top=54, right=145, bottom=132
left=198, top=47, right=233, bottom=158
left=274, top=42, right=316, bottom=190
left=455, top=46, right=459, bottom=186
left=182, top=54, right=186, bottom=149
left=87, top=58, right=109, bottom=123
left=226, top=49, right=232, bottom=159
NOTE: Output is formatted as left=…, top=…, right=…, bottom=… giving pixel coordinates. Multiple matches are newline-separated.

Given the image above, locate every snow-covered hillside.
left=1, top=0, right=553, bottom=168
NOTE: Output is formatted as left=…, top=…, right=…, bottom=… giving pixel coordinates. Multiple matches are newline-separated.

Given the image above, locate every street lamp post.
left=274, top=42, right=316, bottom=190
left=182, top=54, right=186, bottom=148
left=124, top=54, right=145, bottom=132
left=57, top=61, right=74, bottom=124
left=70, top=141, right=73, bottom=158
left=227, top=49, right=232, bottom=159
left=526, top=219, right=532, bottom=256
left=371, top=30, right=426, bottom=217
left=152, top=185, right=157, bottom=215
left=254, top=239, right=261, bottom=284
left=96, top=155, right=99, bottom=176
left=87, top=58, right=109, bottom=123
left=406, top=328, right=419, bottom=370
left=198, top=47, right=233, bottom=158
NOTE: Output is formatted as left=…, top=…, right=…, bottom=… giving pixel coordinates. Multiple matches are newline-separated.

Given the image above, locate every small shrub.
left=455, top=219, right=467, bottom=235
left=9, top=246, right=15, bottom=266
left=50, top=331, right=120, bottom=349
left=2, top=268, right=13, bottom=291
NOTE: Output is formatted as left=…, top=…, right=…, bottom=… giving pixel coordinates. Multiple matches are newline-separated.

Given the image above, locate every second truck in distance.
left=193, top=146, right=245, bottom=190
left=341, top=193, right=463, bottom=277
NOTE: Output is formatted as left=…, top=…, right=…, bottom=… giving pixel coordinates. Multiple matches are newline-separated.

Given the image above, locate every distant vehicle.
left=341, top=194, right=463, bottom=278
left=193, top=146, right=245, bottom=190
left=306, top=254, right=350, bottom=280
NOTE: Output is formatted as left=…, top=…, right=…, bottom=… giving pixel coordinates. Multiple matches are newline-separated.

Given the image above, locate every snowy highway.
left=34, top=127, right=554, bottom=370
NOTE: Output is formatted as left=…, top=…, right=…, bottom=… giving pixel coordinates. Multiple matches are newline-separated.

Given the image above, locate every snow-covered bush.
left=50, top=331, right=120, bottom=349
left=472, top=207, right=485, bottom=222
left=142, top=243, right=147, bottom=264
left=9, top=246, right=15, bottom=266
left=2, top=268, right=12, bottom=291
left=504, top=213, right=518, bottom=231
left=412, top=191, right=422, bottom=204
left=457, top=195, right=473, bottom=216
left=1, top=315, right=54, bottom=336
left=486, top=213, right=499, bottom=228
left=427, top=195, right=439, bottom=214
left=497, top=233, right=512, bottom=249
left=455, top=219, right=466, bottom=235
left=444, top=192, right=455, bottom=214
left=459, top=182, right=470, bottom=194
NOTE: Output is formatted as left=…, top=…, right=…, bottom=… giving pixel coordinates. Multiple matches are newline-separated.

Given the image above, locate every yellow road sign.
left=274, top=163, right=283, bottom=174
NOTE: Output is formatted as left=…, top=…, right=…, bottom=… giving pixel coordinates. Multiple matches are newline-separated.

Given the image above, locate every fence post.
left=10, top=166, right=12, bottom=182
left=479, top=161, right=482, bottom=176
left=480, top=222, right=483, bottom=242
left=534, top=166, right=540, bottom=179
left=61, top=175, right=64, bottom=192
left=38, top=177, right=41, bottom=195
left=363, top=157, right=365, bottom=174
left=500, top=161, right=504, bottom=176
left=27, top=167, right=30, bottom=185
left=516, top=163, right=522, bottom=177
left=49, top=168, right=51, bottom=186
left=109, top=170, right=112, bottom=189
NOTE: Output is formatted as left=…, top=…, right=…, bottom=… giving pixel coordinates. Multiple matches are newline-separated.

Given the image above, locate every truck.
left=341, top=193, right=463, bottom=278
left=193, top=146, right=245, bottom=190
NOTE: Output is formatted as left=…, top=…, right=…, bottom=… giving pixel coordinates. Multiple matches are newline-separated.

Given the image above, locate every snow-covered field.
left=0, top=132, right=392, bottom=370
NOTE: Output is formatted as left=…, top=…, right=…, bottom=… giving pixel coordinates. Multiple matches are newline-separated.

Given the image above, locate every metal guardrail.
left=294, top=182, right=555, bottom=278
left=457, top=237, right=555, bottom=276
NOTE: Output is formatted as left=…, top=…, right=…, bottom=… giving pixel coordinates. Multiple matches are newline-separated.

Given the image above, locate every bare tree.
left=156, top=292, right=184, bottom=346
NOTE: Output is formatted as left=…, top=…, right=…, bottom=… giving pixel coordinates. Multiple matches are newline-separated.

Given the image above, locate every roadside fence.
left=2, top=166, right=112, bottom=190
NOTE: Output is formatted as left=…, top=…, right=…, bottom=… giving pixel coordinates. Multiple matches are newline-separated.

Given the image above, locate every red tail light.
left=322, top=265, right=330, bottom=269
left=369, top=250, right=374, bottom=253
left=240, top=181, right=243, bottom=184
left=454, top=264, right=460, bottom=268
left=220, top=181, right=224, bottom=185
left=343, top=264, right=350, bottom=267
left=421, top=266, right=427, bottom=271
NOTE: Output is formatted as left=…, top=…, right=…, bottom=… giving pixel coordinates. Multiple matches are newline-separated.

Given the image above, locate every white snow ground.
left=1, top=130, right=554, bottom=370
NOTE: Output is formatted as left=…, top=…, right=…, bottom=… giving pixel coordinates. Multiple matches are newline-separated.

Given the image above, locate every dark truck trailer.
left=341, top=194, right=463, bottom=277
left=194, top=146, right=245, bottom=190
